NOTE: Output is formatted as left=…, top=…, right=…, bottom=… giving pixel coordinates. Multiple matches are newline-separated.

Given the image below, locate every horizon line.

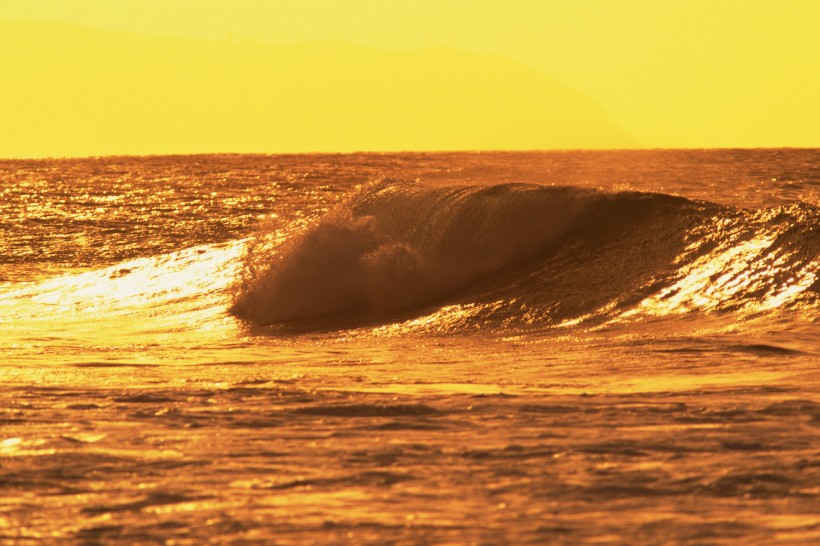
left=1, top=146, right=817, bottom=162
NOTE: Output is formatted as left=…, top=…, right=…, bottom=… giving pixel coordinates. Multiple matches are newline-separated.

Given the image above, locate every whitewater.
left=1, top=150, right=818, bottom=544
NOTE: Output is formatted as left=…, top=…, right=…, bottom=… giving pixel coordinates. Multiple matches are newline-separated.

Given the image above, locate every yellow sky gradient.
left=1, top=0, right=818, bottom=156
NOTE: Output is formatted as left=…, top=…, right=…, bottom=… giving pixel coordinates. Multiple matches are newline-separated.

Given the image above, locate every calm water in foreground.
left=1, top=150, right=818, bottom=544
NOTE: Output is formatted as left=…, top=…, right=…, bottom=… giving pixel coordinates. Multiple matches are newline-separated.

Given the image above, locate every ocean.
left=1, top=150, right=818, bottom=544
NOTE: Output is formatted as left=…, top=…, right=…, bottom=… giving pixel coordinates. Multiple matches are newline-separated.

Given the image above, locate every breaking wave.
left=231, top=179, right=820, bottom=329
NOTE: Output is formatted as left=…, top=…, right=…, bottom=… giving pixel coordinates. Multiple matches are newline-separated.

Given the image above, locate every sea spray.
left=230, top=179, right=593, bottom=324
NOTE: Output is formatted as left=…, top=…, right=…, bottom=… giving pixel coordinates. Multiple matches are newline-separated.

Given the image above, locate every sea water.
left=1, top=150, right=818, bottom=544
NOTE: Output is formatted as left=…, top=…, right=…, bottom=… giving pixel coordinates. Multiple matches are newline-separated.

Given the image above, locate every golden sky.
left=1, top=0, right=818, bottom=157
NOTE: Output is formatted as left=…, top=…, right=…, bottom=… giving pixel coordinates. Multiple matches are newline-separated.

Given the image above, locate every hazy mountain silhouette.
left=1, top=20, right=635, bottom=157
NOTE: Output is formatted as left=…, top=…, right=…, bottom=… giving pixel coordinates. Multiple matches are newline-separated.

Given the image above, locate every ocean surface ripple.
left=1, top=150, right=818, bottom=544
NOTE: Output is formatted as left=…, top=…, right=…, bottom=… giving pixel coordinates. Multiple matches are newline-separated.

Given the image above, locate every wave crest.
left=230, top=180, right=593, bottom=324
left=230, top=179, right=820, bottom=329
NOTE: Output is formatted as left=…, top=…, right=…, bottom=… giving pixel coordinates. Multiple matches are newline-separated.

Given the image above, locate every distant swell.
left=230, top=179, right=820, bottom=328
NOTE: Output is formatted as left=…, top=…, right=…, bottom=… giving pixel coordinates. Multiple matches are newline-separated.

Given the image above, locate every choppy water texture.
left=1, top=150, right=818, bottom=544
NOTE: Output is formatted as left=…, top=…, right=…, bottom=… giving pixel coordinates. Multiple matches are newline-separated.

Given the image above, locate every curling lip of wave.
left=229, top=180, right=820, bottom=328
left=230, top=180, right=600, bottom=324
left=230, top=180, right=679, bottom=325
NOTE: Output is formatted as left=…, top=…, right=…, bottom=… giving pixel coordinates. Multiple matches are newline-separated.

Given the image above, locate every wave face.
left=231, top=179, right=820, bottom=328
left=231, top=180, right=594, bottom=324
